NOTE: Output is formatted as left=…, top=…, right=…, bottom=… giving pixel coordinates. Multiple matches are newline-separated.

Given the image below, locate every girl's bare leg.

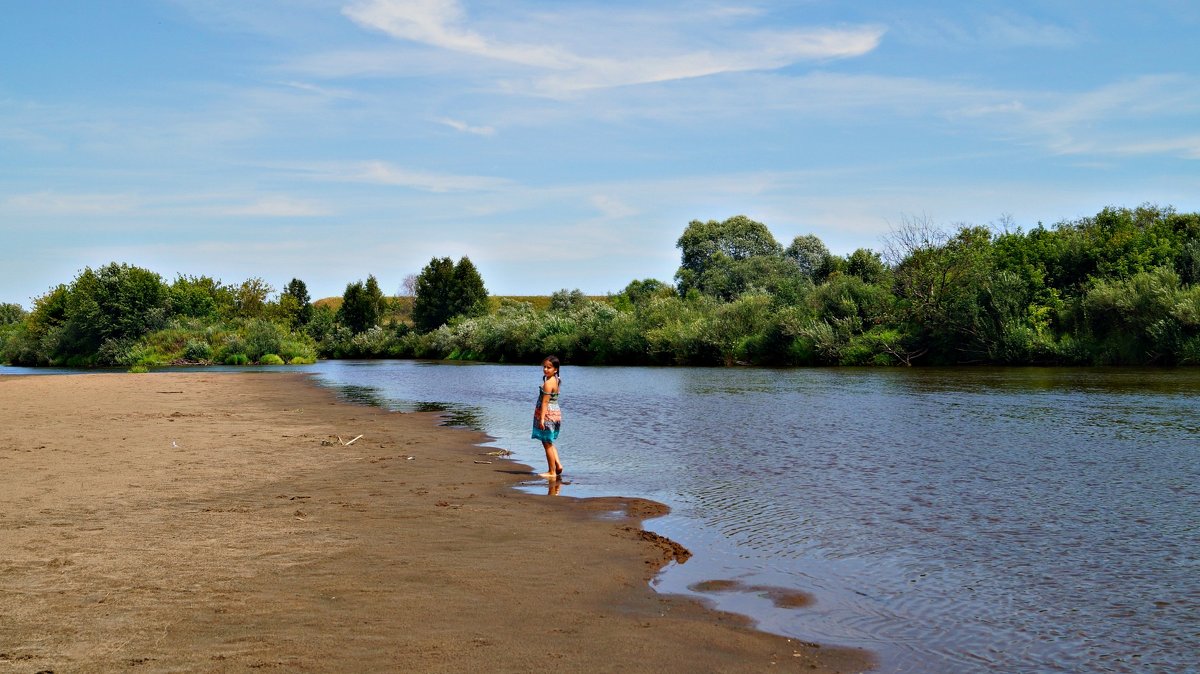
left=538, top=441, right=563, bottom=479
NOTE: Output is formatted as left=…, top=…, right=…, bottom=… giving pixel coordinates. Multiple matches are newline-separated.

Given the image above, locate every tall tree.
left=675, top=215, right=789, bottom=299
left=846, top=248, right=888, bottom=285
left=58, top=263, right=170, bottom=359
left=170, top=275, right=228, bottom=318
left=232, top=277, right=273, bottom=318
left=338, top=278, right=379, bottom=334
left=413, top=256, right=488, bottom=332
left=450, top=257, right=488, bottom=318
left=785, top=234, right=834, bottom=281
left=364, top=274, right=388, bottom=323
left=0, top=303, right=25, bottom=326
left=280, top=278, right=314, bottom=329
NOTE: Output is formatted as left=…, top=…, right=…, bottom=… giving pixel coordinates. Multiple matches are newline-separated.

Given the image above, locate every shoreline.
left=0, top=372, right=874, bottom=672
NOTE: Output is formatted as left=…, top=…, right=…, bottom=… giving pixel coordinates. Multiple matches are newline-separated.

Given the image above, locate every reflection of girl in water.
left=532, top=355, right=563, bottom=479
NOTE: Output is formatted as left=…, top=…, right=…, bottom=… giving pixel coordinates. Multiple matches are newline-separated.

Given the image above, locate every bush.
left=244, top=319, right=283, bottom=361
left=260, top=353, right=285, bottom=365
left=225, top=353, right=249, bottom=366
left=278, top=338, right=317, bottom=363
left=184, top=339, right=213, bottom=362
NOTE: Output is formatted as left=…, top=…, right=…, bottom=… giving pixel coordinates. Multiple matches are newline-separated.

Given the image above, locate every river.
left=306, top=361, right=1198, bottom=674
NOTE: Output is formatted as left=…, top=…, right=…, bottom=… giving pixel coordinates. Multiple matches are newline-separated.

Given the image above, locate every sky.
left=2, top=0, right=1199, bottom=306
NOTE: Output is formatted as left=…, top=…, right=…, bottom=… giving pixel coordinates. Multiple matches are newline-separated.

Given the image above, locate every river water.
left=4, top=361, right=1196, bottom=672
left=301, top=361, right=1198, bottom=674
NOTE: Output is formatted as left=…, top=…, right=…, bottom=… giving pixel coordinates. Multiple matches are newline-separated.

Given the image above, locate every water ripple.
left=310, top=362, right=1200, bottom=674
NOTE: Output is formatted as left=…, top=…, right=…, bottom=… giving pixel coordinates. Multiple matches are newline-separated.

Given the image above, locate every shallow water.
left=6, top=361, right=1194, bottom=672
left=301, top=361, right=1199, bottom=674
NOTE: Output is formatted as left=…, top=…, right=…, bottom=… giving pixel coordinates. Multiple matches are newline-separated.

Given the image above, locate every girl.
left=532, top=355, right=564, bottom=479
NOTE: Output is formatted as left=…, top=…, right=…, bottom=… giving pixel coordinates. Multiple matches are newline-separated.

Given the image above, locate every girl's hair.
left=542, top=355, right=561, bottom=374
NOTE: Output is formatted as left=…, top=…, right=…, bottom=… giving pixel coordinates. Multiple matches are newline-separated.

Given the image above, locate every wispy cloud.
left=274, top=80, right=360, bottom=100
left=1108, top=135, right=1200, bottom=160
left=2, top=191, right=139, bottom=216
left=284, top=160, right=514, bottom=192
left=895, top=10, right=1082, bottom=49
left=949, top=74, right=1200, bottom=158
left=219, top=195, right=332, bottom=217
left=340, top=0, right=884, bottom=94
left=977, top=13, right=1082, bottom=48
left=437, top=117, right=495, bottom=136
left=589, top=194, right=638, bottom=219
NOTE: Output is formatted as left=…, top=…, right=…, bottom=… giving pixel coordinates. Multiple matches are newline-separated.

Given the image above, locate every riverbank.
left=0, top=373, right=872, bottom=672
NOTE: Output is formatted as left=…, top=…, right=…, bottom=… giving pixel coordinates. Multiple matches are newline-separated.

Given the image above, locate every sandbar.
left=0, top=372, right=873, bottom=672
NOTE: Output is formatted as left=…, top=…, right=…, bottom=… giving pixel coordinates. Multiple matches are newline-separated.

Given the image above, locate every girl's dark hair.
left=543, top=355, right=560, bottom=373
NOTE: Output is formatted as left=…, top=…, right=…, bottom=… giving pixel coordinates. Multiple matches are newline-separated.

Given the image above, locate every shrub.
left=260, top=353, right=285, bottom=365
left=225, top=353, right=249, bottom=366
left=184, top=339, right=213, bottom=362
left=244, top=319, right=283, bottom=360
left=277, top=338, right=317, bottom=363
left=221, top=333, right=246, bottom=360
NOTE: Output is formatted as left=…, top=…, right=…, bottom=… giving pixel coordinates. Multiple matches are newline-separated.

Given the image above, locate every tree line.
left=2, top=204, right=1199, bottom=368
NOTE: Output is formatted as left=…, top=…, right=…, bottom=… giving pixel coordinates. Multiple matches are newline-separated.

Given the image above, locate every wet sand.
left=0, top=373, right=873, bottom=672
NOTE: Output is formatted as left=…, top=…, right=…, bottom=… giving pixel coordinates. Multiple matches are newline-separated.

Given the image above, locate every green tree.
left=278, top=278, right=314, bottom=329
left=0, top=303, right=25, bottom=325
left=785, top=234, right=835, bottom=282
left=413, top=258, right=455, bottom=332
left=306, top=303, right=337, bottom=342
left=612, top=279, right=673, bottom=310
left=413, top=257, right=488, bottom=332
left=170, top=275, right=228, bottom=318
left=338, top=278, right=380, bottom=334
left=364, top=275, right=388, bottom=323
left=70, top=264, right=169, bottom=353
left=846, top=248, right=888, bottom=285
left=232, top=277, right=273, bottom=319
left=450, top=258, right=488, bottom=318
left=675, top=215, right=784, bottom=297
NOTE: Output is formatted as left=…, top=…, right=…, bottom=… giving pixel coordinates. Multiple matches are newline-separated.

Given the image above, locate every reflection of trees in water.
left=336, top=384, right=387, bottom=407
left=334, top=389, right=486, bottom=430
left=414, top=402, right=485, bottom=430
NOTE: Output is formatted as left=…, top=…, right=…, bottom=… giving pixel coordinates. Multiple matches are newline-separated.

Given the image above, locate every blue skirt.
left=532, top=419, right=560, bottom=442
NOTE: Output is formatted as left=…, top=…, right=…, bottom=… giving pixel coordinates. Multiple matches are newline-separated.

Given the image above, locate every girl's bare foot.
left=537, top=471, right=556, bottom=479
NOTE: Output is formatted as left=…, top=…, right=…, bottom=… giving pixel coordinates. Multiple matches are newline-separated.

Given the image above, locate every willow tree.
left=674, top=215, right=796, bottom=300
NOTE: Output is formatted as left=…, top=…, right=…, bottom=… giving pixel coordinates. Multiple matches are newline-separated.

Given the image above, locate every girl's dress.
left=531, top=375, right=562, bottom=442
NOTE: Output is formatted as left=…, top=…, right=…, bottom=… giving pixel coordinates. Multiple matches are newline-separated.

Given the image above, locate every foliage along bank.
left=3, top=205, right=1200, bottom=369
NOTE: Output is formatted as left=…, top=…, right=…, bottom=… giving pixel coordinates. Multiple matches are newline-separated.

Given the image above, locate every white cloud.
left=1109, top=135, right=1200, bottom=160
left=340, top=0, right=884, bottom=94
left=437, top=117, right=495, bottom=136
left=285, top=160, right=514, bottom=192
left=2, top=191, right=139, bottom=216
left=948, top=74, right=1200, bottom=158
left=894, top=10, right=1082, bottom=50
left=219, top=196, right=332, bottom=217
left=978, top=13, right=1082, bottom=48
left=275, top=80, right=359, bottom=100
left=589, top=194, right=638, bottom=219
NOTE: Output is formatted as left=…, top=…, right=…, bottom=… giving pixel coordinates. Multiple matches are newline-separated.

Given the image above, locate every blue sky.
left=2, top=1, right=1198, bottom=305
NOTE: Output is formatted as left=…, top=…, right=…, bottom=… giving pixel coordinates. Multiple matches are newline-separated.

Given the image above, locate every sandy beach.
left=0, top=372, right=873, bottom=673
